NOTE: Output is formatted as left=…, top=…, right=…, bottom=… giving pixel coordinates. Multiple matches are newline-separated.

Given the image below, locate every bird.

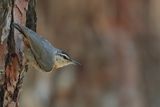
left=12, top=23, right=80, bottom=72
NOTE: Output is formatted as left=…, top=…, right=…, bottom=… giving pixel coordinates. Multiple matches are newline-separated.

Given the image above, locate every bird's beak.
left=71, top=59, right=81, bottom=66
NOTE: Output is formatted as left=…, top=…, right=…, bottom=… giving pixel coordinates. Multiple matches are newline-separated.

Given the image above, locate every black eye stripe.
left=63, top=55, right=69, bottom=59
left=61, top=51, right=69, bottom=56
left=57, top=50, right=72, bottom=60
left=58, top=53, right=70, bottom=60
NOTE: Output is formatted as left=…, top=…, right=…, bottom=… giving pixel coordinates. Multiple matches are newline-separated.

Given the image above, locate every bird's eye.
left=62, top=54, right=70, bottom=60
left=57, top=51, right=71, bottom=60
left=58, top=51, right=70, bottom=60
left=63, top=55, right=67, bottom=59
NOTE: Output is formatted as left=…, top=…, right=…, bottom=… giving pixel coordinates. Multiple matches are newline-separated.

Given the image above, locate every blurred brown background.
left=20, top=0, right=160, bottom=107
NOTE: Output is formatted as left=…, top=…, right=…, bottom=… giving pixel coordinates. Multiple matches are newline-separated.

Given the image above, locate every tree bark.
left=0, top=0, right=36, bottom=107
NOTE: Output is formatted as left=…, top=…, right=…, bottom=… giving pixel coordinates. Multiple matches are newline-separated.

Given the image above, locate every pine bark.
left=0, top=0, right=36, bottom=107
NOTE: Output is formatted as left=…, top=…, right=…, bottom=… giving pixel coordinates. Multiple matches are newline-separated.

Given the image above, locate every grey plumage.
left=13, top=23, right=56, bottom=72
left=12, top=23, right=80, bottom=72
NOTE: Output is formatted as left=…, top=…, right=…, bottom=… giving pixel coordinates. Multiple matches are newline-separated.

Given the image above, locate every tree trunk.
left=0, top=0, right=36, bottom=107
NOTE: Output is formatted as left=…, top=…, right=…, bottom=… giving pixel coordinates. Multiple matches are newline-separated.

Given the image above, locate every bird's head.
left=53, top=50, right=80, bottom=69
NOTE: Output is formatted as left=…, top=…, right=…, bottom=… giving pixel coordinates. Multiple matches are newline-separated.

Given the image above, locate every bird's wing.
left=13, top=23, right=54, bottom=72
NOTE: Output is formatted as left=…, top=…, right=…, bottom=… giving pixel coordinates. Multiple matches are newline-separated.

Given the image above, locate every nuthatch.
left=12, top=23, right=80, bottom=72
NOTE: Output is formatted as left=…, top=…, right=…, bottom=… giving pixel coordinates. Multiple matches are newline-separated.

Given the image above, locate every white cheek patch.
left=54, top=56, right=73, bottom=69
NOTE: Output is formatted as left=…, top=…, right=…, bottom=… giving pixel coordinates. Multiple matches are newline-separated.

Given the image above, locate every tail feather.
left=12, top=23, right=27, bottom=37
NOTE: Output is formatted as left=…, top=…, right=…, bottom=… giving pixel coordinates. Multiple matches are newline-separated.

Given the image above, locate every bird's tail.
left=12, top=23, right=27, bottom=38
